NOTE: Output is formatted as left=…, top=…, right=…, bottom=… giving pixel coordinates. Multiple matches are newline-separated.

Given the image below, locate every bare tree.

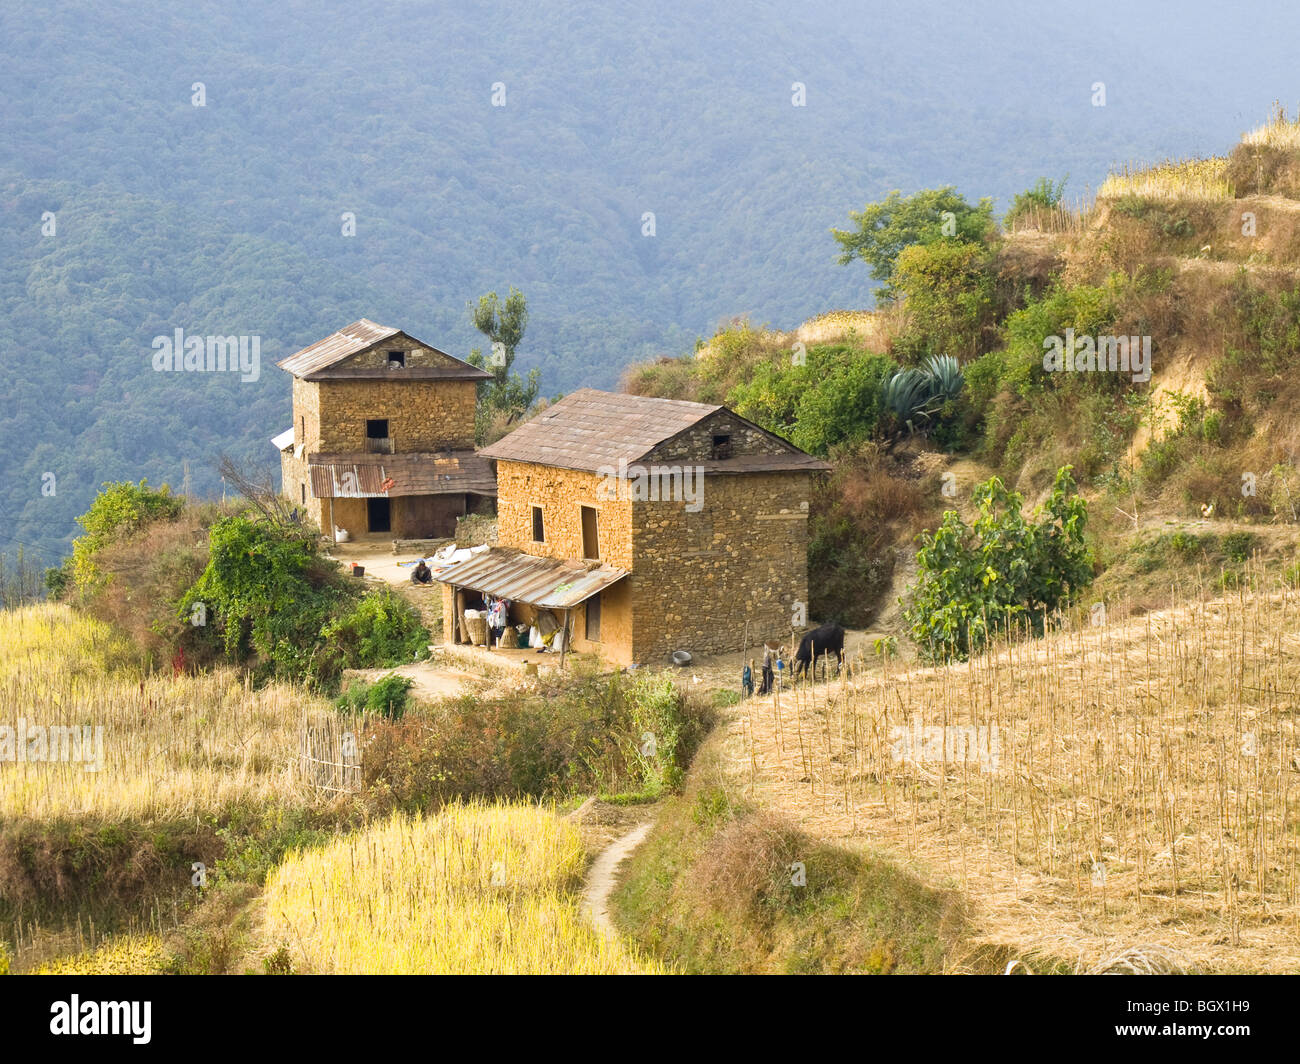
left=216, top=454, right=301, bottom=528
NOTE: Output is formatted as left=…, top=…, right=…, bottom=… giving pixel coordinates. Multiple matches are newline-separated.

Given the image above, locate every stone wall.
left=490, top=460, right=635, bottom=662
left=315, top=379, right=477, bottom=453
left=630, top=471, right=812, bottom=662
left=337, top=336, right=470, bottom=372
left=492, top=460, right=811, bottom=665
left=646, top=410, right=793, bottom=462
left=494, top=461, right=633, bottom=568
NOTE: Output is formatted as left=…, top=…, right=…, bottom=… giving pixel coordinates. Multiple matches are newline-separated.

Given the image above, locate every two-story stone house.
left=274, top=320, right=496, bottom=540
left=433, top=388, right=831, bottom=665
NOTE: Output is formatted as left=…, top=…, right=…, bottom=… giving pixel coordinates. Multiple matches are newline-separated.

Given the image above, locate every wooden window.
left=531, top=506, right=544, bottom=542
left=581, top=505, right=599, bottom=560
left=585, top=593, right=601, bottom=642
left=711, top=434, right=732, bottom=459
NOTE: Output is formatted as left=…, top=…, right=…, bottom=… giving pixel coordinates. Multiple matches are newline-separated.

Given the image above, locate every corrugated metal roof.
left=276, top=319, right=489, bottom=380
left=478, top=389, right=723, bottom=472
left=307, top=452, right=497, bottom=498
left=271, top=427, right=294, bottom=450
left=432, top=548, right=628, bottom=609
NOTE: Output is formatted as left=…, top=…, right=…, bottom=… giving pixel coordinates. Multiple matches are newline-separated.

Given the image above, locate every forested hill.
left=0, top=0, right=1291, bottom=566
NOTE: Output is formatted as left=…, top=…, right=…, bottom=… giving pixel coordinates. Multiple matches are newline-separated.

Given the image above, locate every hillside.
left=8, top=0, right=1300, bottom=570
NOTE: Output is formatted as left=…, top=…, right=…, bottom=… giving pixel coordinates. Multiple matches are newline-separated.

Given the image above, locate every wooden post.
left=559, top=608, right=570, bottom=669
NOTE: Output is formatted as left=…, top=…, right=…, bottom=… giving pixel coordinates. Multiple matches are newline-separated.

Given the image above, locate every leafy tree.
left=891, top=240, right=995, bottom=361
left=903, top=466, right=1092, bottom=660
left=467, top=287, right=541, bottom=441
left=178, top=514, right=427, bottom=687
left=832, top=187, right=995, bottom=298
left=470, top=286, right=529, bottom=383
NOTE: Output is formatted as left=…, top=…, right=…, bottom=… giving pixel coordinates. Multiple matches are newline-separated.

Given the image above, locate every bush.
left=178, top=514, right=426, bottom=689
left=69, top=479, right=184, bottom=594
left=336, top=674, right=415, bottom=720
left=361, top=671, right=714, bottom=808
left=1004, top=176, right=1067, bottom=231
left=903, top=466, right=1093, bottom=660
left=321, top=588, right=428, bottom=671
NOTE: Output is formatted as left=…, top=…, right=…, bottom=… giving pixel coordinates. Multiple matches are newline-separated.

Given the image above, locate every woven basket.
left=464, top=615, right=488, bottom=646
left=499, top=626, right=518, bottom=649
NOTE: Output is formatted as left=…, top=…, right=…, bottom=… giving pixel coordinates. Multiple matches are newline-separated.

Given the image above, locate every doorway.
left=367, top=497, right=391, bottom=533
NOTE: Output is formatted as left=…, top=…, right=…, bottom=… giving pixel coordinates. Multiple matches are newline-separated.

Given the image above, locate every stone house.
left=433, top=388, right=831, bottom=666
left=274, top=320, right=496, bottom=539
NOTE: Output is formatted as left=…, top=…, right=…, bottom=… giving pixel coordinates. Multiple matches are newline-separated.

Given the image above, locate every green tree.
left=832, top=187, right=995, bottom=298
left=467, top=287, right=541, bottom=441
left=903, top=466, right=1092, bottom=659
left=470, top=286, right=529, bottom=384
left=891, top=240, right=995, bottom=361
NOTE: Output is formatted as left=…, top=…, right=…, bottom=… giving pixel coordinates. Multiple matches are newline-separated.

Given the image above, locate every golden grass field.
left=1097, top=156, right=1233, bottom=202
left=733, top=573, right=1300, bottom=972
left=259, top=802, right=666, bottom=974
left=0, top=603, right=327, bottom=821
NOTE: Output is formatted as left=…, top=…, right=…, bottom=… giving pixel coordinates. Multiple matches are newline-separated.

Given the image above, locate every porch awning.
left=432, top=548, right=628, bottom=609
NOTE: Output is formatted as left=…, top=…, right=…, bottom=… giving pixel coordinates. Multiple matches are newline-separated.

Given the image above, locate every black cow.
left=792, top=623, right=845, bottom=681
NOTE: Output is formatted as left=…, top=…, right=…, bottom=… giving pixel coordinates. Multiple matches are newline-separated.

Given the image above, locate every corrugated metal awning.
left=309, top=463, right=391, bottom=498
left=307, top=452, right=497, bottom=498
left=433, top=548, right=628, bottom=609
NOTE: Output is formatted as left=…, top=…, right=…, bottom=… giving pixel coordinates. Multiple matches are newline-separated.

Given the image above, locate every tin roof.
left=277, top=319, right=489, bottom=380
left=307, top=452, right=497, bottom=498
left=432, top=548, right=628, bottom=609
left=271, top=427, right=294, bottom=451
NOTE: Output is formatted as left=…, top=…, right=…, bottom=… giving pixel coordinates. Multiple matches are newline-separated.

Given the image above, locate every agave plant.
left=924, top=354, right=964, bottom=404
left=882, top=354, right=965, bottom=433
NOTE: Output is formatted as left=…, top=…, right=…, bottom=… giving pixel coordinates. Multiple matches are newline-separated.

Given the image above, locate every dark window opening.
left=387, top=350, right=405, bottom=368
left=586, top=592, right=601, bottom=642
left=531, top=506, right=544, bottom=542
left=367, top=497, right=391, bottom=533
left=300, top=415, right=305, bottom=441
left=300, top=483, right=306, bottom=504
left=711, top=434, right=733, bottom=459
left=365, top=419, right=392, bottom=454
left=581, top=505, right=599, bottom=560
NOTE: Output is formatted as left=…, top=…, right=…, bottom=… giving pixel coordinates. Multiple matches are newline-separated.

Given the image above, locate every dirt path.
left=581, top=821, right=653, bottom=944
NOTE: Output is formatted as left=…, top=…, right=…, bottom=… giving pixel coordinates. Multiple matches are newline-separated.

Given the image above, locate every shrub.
left=321, top=588, right=428, bottom=671
left=1004, top=176, right=1067, bottom=230
left=1222, top=531, right=1257, bottom=563
left=69, top=479, right=184, bottom=594
left=178, top=514, right=425, bottom=688
left=903, top=466, right=1093, bottom=659
left=336, top=674, right=415, bottom=721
